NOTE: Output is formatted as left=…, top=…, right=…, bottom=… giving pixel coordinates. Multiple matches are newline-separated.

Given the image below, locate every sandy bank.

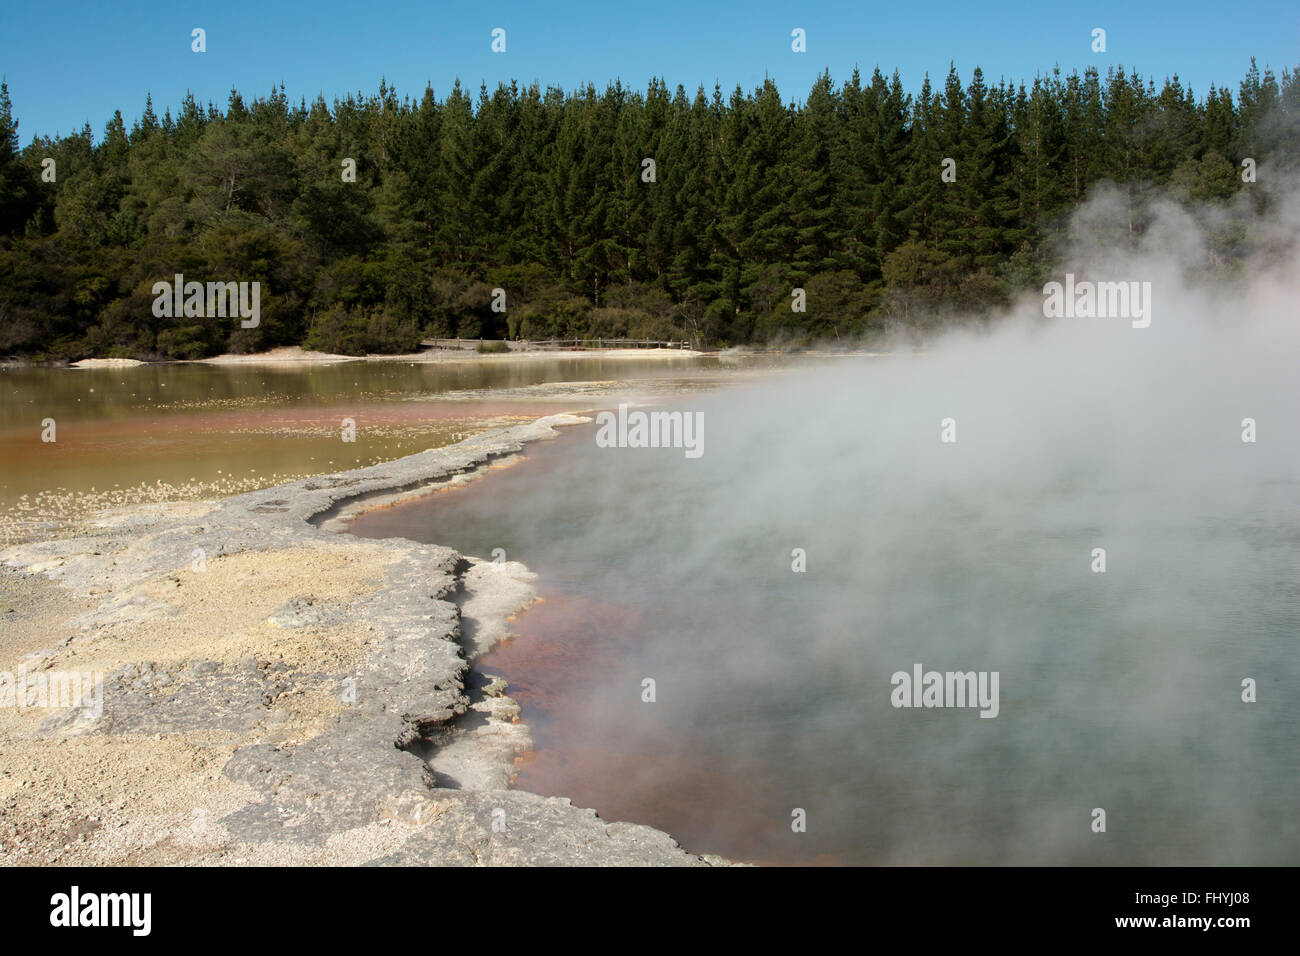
left=12, top=347, right=704, bottom=369
left=192, top=346, right=355, bottom=366
left=192, top=345, right=703, bottom=366
left=0, top=416, right=725, bottom=866
left=68, top=358, right=147, bottom=368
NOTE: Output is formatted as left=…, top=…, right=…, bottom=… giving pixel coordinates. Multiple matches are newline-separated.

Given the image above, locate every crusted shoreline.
left=0, top=415, right=727, bottom=866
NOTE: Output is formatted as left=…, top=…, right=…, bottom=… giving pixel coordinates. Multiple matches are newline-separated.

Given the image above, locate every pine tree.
left=0, top=80, right=40, bottom=235
left=899, top=73, right=945, bottom=246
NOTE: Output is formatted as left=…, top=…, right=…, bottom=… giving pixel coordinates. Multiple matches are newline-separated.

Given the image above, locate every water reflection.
left=0, top=355, right=735, bottom=521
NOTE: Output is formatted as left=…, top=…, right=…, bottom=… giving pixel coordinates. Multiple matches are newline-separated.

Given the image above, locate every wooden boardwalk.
left=422, top=337, right=695, bottom=352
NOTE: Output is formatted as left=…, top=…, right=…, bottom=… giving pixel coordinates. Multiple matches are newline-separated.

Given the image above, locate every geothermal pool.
left=347, top=347, right=1300, bottom=865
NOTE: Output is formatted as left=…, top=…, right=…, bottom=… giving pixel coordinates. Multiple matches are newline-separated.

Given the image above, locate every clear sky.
left=1, top=0, right=1296, bottom=141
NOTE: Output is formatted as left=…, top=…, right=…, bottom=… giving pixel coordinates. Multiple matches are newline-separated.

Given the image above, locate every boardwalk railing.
left=523, top=338, right=693, bottom=351
left=422, top=337, right=695, bottom=352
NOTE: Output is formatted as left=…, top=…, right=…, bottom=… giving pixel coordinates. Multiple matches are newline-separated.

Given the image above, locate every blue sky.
left=1, top=0, right=1296, bottom=141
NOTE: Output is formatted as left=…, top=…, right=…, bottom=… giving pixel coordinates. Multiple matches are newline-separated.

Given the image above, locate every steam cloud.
left=367, top=170, right=1300, bottom=864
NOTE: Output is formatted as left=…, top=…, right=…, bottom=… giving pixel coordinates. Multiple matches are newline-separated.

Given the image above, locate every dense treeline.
left=0, top=60, right=1297, bottom=358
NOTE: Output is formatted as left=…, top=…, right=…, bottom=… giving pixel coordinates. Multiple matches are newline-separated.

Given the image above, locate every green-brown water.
left=0, top=354, right=741, bottom=543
